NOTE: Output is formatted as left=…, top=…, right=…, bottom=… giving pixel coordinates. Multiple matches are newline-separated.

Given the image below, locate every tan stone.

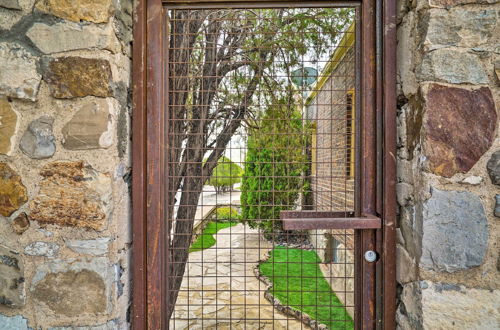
left=0, top=163, right=28, bottom=217
left=35, top=0, right=113, bottom=23
left=0, top=98, right=17, bottom=155
left=30, top=161, right=112, bottom=230
left=27, top=22, right=120, bottom=54
left=43, top=57, right=112, bottom=99
left=0, top=42, right=41, bottom=101
left=62, top=98, right=113, bottom=150
left=0, top=244, right=25, bottom=307
left=32, top=269, right=106, bottom=316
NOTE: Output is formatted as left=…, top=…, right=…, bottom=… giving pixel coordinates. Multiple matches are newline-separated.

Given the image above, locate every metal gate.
left=131, top=0, right=396, bottom=329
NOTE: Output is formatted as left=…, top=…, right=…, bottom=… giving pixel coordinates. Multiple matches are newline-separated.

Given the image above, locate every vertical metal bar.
left=146, top=0, right=165, bottom=329
left=382, top=0, right=397, bottom=328
left=132, top=0, right=147, bottom=327
left=359, top=0, right=377, bottom=329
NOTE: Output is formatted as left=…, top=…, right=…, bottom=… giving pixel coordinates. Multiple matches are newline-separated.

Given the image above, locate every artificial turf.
left=189, top=221, right=238, bottom=253
left=259, top=246, right=354, bottom=329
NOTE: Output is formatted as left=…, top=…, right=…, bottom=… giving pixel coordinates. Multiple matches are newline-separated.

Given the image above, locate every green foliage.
left=207, top=156, right=243, bottom=194
left=189, top=221, right=238, bottom=253
left=215, top=206, right=239, bottom=221
left=259, top=247, right=354, bottom=329
left=240, top=102, right=311, bottom=236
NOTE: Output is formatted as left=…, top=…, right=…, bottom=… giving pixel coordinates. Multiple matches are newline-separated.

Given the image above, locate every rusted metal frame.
left=144, top=0, right=167, bottom=329
left=381, top=0, right=397, bottom=328
left=281, top=211, right=356, bottom=218
left=131, top=0, right=147, bottom=328
left=357, top=0, right=377, bottom=329
left=281, top=214, right=381, bottom=230
left=163, top=0, right=360, bottom=8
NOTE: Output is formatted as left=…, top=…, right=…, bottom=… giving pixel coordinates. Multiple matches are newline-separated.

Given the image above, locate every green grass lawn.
left=259, top=246, right=354, bottom=329
left=189, top=221, right=238, bottom=253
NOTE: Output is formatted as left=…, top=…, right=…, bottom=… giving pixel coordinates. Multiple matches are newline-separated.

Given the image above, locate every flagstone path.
left=171, top=223, right=305, bottom=329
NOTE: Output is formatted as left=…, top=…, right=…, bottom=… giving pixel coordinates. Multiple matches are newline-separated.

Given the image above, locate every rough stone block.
left=0, top=245, right=25, bottom=307
left=0, top=0, right=21, bottom=10
left=0, top=98, right=18, bottom=155
left=30, top=161, right=112, bottom=230
left=419, top=49, right=488, bottom=84
left=43, top=57, right=113, bottom=99
left=423, top=84, right=496, bottom=178
left=396, top=244, right=417, bottom=284
left=424, top=8, right=497, bottom=49
left=27, top=22, right=120, bottom=54
left=0, top=42, right=41, bottom=101
left=24, top=242, right=59, bottom=258
left=487, top=150, right=500, bottom=185
left=0, top=163, right=28, bottom=217
left=19, top=116, right=56, bottom=159
left=62, top=98, right=114, bottom=150
left=36, top=0, right=113, bottom=23
left=65, top=238, right=110, bottom=256
left=422, top=281, right=500, bottom=329
left=31, top=257, right=113, bottom=317
left=421, top=187, right=488, bottom=272
left=0, top=314, right=28, bottom=330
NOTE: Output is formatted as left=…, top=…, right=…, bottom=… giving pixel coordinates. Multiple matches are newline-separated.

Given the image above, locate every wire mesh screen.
left=165, top=6, right=357, bottom=329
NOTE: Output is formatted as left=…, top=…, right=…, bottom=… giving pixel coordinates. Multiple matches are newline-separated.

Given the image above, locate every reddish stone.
left=423, top=84, right=496, bottom=178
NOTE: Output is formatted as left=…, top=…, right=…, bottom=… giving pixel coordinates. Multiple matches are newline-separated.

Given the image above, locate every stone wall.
left=396, top=0, right=500, bottom=328
left=0, top=0, right=132, bottom=329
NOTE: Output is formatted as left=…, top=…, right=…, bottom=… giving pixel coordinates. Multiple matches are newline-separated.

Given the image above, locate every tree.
left=207, top=156, right=242, bottom=194
left=166, top=8, right=353, bottom=319
left=241, top=101, right=311, bottom=238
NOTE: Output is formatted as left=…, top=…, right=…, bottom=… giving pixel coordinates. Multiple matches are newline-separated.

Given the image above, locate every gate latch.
left=364, top=250, right=378, bottom=263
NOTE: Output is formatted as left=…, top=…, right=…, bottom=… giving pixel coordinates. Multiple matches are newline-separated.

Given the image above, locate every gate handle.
left=280, top=211, right=381, bottom=230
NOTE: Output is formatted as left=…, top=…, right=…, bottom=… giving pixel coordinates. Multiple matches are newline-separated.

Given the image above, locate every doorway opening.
left=165, top=6, right=359, bottom=329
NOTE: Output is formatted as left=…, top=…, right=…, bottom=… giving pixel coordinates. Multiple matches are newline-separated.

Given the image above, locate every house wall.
left=396, top=0, right=500, bottom=328
left=308, top=45, right=356, bottom=317
left=0, top=0, right=132, bottom=329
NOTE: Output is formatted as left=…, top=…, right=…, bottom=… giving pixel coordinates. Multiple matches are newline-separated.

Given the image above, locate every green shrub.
left=207, top=156, right=243, bottom=194
left=240, top=103, right=310, bottom=237
left=215, top=206, right=239, bottom=221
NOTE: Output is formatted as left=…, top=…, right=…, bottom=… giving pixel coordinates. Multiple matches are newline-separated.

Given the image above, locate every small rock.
left=36, top=0, right=113, bottom=23
left=43, top=57, right=112, bottom=99
left=396, top=244, right=417, bottom=284
left=495, top=61, right=500, bottom=84
left=65, top=238, right=110, bottom=256
left=27, top=22, right=120, bottom=54
left=19, top=116, right=56, bottom=159
left=422, top=187, right=488, bottom=272
left=0, top=314, right=28, bottom=330
left=419, top=49, right=489, bottom=85
left=0, top=0, right=21, bottom=10
left=0, top=163, right=28, bottom=217
left=62, top=99, right=113, bottom=150
left=0, top=42, right=41, bottom=101
left=461, top=176, right=483, bottom=185
left=487, top=150, right=500, bottom=185
left=0, top=97, right=18, bottom=155
left=11, top=212, right=29, bottom=234
left=0, top=245, right=25, bottom=307
left=494, top=195, right=500, bottom=218
left=24, top=242, right=59, bottom=258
